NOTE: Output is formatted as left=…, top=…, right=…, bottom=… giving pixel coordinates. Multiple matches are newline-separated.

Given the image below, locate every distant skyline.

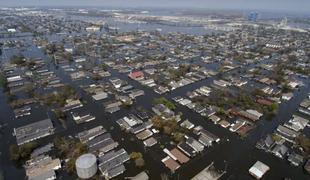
left=1, top=0, right=310, bottom=14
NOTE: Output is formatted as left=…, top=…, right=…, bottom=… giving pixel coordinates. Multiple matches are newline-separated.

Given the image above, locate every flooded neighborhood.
left=0, top=5, right=310, bottom=180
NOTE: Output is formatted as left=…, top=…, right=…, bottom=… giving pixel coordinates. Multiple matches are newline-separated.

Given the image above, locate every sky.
left=0, top=0, right=310, bottom=13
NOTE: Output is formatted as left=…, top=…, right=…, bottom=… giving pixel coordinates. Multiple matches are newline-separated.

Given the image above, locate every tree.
left=296, top=135, right=310, bottom=156
left=9, top=142, right=38, bottom=166
left=173, top=132, right=185, bottom=143
left=0, top=73, right=7, bottom=90
left=130, top=152, right=145, bottom=168
left=10, top=55, right=25, bottom=65
left=53, top=137, right=87, bottom=173
left=134, top=158, right=145, bottom=168
left=130, top=152, right=143, bottom=159
left=101, top=63, right=109, bottom=71
left=153, top=97, right=176, bottom=110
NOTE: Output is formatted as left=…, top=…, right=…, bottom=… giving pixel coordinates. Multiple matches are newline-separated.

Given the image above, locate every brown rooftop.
left=170, top=148, right=190, bottom=164
left=162, top=156, right=180, bottom=171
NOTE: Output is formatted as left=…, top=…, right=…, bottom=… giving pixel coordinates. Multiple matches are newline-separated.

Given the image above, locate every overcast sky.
left=1, top=0, right=309, bottom=13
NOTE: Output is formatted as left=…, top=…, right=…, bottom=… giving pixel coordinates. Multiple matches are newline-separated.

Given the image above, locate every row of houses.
left=256, top=105, right=309, bottom=168
left=116, top=114, right=158, bottom=147
left=25, top=155, right=61, bottom=180
left=76, top=125, right=131, bottom=179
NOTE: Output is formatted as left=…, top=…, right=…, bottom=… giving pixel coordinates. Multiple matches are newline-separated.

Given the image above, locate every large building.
left=14, top=119, right=54, bottom=145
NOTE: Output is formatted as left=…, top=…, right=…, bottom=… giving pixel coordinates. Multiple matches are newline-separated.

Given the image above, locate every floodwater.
left=0, top=19, right=310, bottom=180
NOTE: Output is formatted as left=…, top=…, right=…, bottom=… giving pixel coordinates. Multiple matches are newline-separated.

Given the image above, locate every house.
left=172, top=96, right=184, bottom=102
left=186, top=136, right=204, bottom=153
left=14, top=106, right=31, bottom=118
left=14, top=119, right=54, bottom=145
left=180, top=120, right=194, bottom=130
left=129, top=89, right=145, bottom=99
left=201, top=107, right=216, bottom=117
left=209, top=115, right=221, bottom=124
left=136, top=111, right=149, bottom=120
left=261, top=87, right=274, bottom=95
left=89, top=137, right=119, bottom=154
left=169, top=148, right=189, bottom=164
left=129, top=71, right=144, bottom=80
left=300, top=99, right=310, bottom=109
left=276, top=125, right=299, bottom=141
left=161, top=156, right=180, bottom=172
left=246, top=109, right=263, bottom=119
left=249, top=161, right=270, bottom=179
left=29, top=170, right=56, bottom=180
left=191, top=162, right=225, bottom=180
left=288, top=81, right=300, bottom=89
left=98, top=149, right=130, bottom=179
left=284, top=115, right=309, bottom=132
left=86, top=133, right=111, bottom=147
left=282, top=92, right=294, bottom=101
left=71, top=112, right=96, bottom=124
left=179, top=98, right=192, bottom=106
left=70, top=71, right=85, bottom=80
left=130, top=171, right=149, bottom=180
left=194, top=105, right=205, bottom=114
left=92, top=92, right=108, bottom=101
left=152, top=104, right=174, bottom=118
left=141, top=79, right=156, bottom=87
left=272, top=144, right=288, bottom=159
left=25, top=155, right=61, bottom=180
left=74, top=57, right=86, bottom=63
left=195, top=86, right=211, bottom=96
left=86, top=26, right=101, bottom=32
left=229, top=120, right=246, bottom=132
left=232, top=78, right=247, bottom=87
left=299, top=108, right=310, bottom=116
left=136, top=129, right=153, bottom=140
left=7, top=28, right=17, bottom=33
left=116, top=118, right=131, bottom=131
left=31, top=143, right=54, bottom=158
left=288, top=153, right=303, bottom=166
left=213, top=79, right=230, bottom=87
left=186, top=103, right=196, bottom=110
left=199, top=129, right=220, bottom=146
left=257, top=99, right=273, bottom=106
left=238, top=110, right=261, bottom=121
left=7, top=75, right=23, bottom=82
left=264, top=135, right=275, bottom=149
left=104, top=101, right=122, bottom=113
left=256, top=134, right=275, bottom=150
left=177, top=142, right=196, bottom=157
left=219, top=120, right=231, bottom=128
left=109, top=78, right=123, bottom=89
left=121, top=85, right=134, bottom=92
left=62, top=99, right=83, bottom=112
left=143, top=137, right=157, bottom=147
left=144, top=68, right=156, bottom=75
left=304, top=159, right=310, bottom=175
left=156, top=86, right=170, bottom=94
left=77, top=126, right=107, bottom=143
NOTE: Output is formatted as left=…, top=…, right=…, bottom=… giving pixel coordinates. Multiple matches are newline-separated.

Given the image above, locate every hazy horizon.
left=1, top=0, right=310, bottom=14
